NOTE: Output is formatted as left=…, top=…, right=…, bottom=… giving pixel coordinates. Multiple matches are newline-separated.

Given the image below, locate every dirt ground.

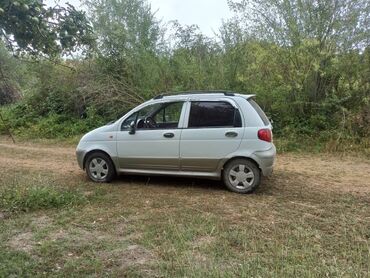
left=0, top=139, right=369, bottom=195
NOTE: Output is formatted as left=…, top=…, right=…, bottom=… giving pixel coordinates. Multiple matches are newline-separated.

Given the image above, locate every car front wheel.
left=85, top=152, right=115, bottom=182
left=223, top=159, right=261, bottom=194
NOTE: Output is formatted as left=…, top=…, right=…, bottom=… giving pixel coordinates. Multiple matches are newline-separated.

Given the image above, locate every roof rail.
left=153, top=94, right=165, bottom=99
left=152, top=91, right=236, bottom=100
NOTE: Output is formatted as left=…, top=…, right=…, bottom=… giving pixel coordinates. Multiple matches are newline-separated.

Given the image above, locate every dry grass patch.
left=8, top=232, right=34, bottom=254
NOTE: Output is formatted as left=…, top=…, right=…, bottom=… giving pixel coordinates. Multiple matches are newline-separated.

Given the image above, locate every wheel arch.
left=83, top=149, right=117, bottom=173
left=221, top=156, right=261, bottom=177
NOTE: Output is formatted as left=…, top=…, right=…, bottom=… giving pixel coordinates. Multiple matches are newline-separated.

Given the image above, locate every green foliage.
left=224, top=0, right=370, bottom=140
left=0, top=0, right=94, bottom=57
left=15, top=113, right=100, bottom=139
left=0, top=184, right=87, bottom=212
left=0, top=42, right=21, bottom=104
left=228, top=0, right=370, bottom=50
left=86, top=0, right=163, bottom=96
left=0, top=0, right=369, bottom=149
left=1, top=105, right=105, bottom=138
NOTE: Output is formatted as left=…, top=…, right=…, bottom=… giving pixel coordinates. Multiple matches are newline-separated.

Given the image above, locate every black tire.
left=223, top=159, right=261, bottom=194
left=85, top=152, right=115, bottom=183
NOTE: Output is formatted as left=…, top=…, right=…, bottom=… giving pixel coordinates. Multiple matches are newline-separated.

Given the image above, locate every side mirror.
left=129, top=121, right=136, bottom=135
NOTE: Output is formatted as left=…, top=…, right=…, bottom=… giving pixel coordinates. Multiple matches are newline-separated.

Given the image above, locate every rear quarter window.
left=248, top=99, right=270, bottom=126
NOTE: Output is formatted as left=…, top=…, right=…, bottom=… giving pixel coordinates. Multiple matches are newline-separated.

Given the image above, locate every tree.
left=167, top=22, right=225, bottom=90
left=228, top=0, right=370, bottom=50
left=0, top=0, right=94, bottom=57
left=85, top=0, right=160, bottom=56
left=0, top=42, right=22, bottom=105
left=227, top=0, right=370, bottom=107
left=85, top=0, right=163, bottom=98
left=0, top=0, right=95, bottom=142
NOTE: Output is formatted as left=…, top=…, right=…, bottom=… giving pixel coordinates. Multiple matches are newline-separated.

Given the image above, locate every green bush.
left=14, top=114, right=94, bottom=139
left=0, top=105, right=107, bottom=139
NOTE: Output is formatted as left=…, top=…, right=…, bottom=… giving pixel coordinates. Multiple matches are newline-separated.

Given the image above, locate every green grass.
left=0, top=249, right=37, bottom=277
left=275, top=133, right=370, bottom=156
left=0, top=141, right=369, bottom=277
left=0, top=185, right=87, bottom=213
left=128, top=192, right=370, bottom=277
left=1, top=178, right=369, bottom=277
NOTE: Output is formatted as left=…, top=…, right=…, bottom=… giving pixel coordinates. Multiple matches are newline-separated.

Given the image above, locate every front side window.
left=188, top=101, right=242, bottom=128
left=121, top=112, right=138, bottom=130
left=121, top=102, right=183, bottom=130
left=121, top=103, right=161, bottom=130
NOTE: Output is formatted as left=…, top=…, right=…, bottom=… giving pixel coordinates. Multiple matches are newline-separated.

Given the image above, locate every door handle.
left=163, top=132, right=175, bottom=138
left=225, top=131, right=238, bottom=138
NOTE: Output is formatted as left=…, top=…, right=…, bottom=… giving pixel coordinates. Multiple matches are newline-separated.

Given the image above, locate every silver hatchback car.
left=76, top=91, right=276, bottom=193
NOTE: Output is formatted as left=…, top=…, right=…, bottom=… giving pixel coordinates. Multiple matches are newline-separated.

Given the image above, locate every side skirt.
left=118, top=168, right=221, bottom=180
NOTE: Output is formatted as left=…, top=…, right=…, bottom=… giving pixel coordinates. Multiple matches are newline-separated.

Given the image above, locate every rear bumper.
left=253, top=144, right=276, bottom=176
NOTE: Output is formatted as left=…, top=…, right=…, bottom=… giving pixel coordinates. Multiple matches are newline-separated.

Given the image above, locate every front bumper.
left=253, top=144, right=276, bottom=176
left=76, top=149, right=86, bottom=169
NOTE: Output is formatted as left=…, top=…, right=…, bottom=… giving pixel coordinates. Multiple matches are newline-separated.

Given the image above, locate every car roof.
left=152, top=91, right=255, bottom=101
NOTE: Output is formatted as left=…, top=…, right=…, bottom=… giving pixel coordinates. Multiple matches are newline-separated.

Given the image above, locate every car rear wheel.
left=85, top=152, right=115, bottom=182
left=223, top=159, right=261, bottom=193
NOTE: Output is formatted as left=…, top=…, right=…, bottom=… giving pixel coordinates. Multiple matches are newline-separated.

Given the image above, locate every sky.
left=45, top=0, right=233, bottom=36
left=150, top=0, right=233, bottom=36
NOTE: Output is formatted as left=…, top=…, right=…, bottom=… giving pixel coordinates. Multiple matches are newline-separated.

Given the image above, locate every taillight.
left=258, top=129, right=272, bottom=142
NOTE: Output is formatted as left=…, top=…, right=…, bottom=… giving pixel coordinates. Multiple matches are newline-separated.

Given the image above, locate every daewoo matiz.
left=76, top=91, right=276, bottom=193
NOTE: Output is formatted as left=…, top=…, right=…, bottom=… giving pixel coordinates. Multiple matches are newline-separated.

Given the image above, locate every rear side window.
left=188, top=101, right=242, bottom=128
left=248, top=99, right=270, bottom=126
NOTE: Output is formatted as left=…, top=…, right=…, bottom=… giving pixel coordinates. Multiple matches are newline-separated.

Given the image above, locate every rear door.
left=179, top=100, right=244, bottom=172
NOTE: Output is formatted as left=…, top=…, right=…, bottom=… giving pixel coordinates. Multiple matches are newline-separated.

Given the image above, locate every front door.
left=117, top=101, right=185, bottom=171
left=180, top=100, right=244, bottom=172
